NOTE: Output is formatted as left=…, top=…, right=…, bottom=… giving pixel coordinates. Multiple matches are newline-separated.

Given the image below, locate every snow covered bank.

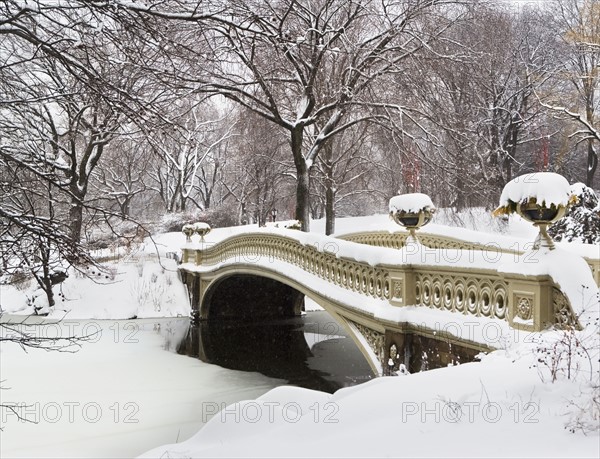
left=1, top=230, right=191, bottom=319
left=141, top=350, right=599, bottom=458
left=1, top=256, right=189, bottom=320
left=0, top=317, right=281, bottom=458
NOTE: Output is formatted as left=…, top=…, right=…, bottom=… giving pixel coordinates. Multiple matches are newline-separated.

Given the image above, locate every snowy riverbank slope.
left=141, top=349, right=599, bottom=458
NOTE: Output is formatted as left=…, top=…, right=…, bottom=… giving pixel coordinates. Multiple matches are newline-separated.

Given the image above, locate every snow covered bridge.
left=178, top=225, right=596, bottom=375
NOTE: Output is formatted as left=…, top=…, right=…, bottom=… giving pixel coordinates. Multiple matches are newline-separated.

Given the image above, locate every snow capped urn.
left=389, top=193, right=436, bottom=240
left=182, top=222, right=211, bottom=243
left=192, top=222, right=211, bottom=242
left=182, top=223, right=195, bottom=242
left=493, top=172, right=576, bottom=250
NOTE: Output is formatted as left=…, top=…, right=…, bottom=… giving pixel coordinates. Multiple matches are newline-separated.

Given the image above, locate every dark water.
left=176, top=311, right=375, bottom=393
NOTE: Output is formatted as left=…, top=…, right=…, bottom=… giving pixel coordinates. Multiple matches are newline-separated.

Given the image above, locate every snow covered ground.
left=0, top=233, right=190, bottom=319
left=1, top=211, right=598, bottom=458
left=142, top=352, right=600, bottom=458
left=0, top=317, right=282, bottom=458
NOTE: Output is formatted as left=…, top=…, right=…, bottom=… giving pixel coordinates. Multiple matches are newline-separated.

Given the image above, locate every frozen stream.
left=0, top=312, right=373, bottom=458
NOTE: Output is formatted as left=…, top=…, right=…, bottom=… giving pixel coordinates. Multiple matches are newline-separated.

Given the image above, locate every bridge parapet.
left=339, top=230, right=600, bottom=287
left=180, top=230, right=580, bottom=332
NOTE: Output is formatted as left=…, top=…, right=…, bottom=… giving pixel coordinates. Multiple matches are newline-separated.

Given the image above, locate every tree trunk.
left=180, top=193, right=186, bottom=212
left=291, top=127, right=310, bottom=232
left=586, top=140, right=597, bottom=188
left=69, top=191, right=84, bottom=243
left=296, top=167, right=311, bottom=231
left=454, top=150, right=466, bottom=211
left=40, top=242, right=55, bottom=308
left=325, top=186, right=335, bottom=235
left=256, top=185, right=264, bottom=227
left=323, top=142, right=335, bottom=235
left=120, top=195, right=131, bottom=218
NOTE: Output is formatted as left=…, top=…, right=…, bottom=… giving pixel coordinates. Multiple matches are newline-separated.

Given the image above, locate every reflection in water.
left=150, top=319, right=190, bottom=352
left=176, top=311, right=375, bottom=393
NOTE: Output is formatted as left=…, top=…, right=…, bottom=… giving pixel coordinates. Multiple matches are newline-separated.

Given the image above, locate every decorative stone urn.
left=182, top=222, right=211, bottom=243
left=182, top=223, right=195, bottom=243
left=389, top=193, right=436, bottom=241
left=192, top=222, right=211, bottom=242
left=493, top=172, right=575, bottom=250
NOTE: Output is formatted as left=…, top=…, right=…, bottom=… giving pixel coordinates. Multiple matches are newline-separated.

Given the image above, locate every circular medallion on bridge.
left=516, top=296, right=533, bottom=321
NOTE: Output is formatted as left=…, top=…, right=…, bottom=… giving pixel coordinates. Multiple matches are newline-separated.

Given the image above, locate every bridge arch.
left=194, top=264, right=384, bottom=374
left=201, top=271, right=305, bottom=320
left=191, top=263, right=488, bottom=376
left=198, top=264, right=342, bottom=320
left=185, top=255, right=499, bottom=376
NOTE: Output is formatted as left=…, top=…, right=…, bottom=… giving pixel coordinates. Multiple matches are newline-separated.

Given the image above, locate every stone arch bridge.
left=179, top=228, right=597, bottom=375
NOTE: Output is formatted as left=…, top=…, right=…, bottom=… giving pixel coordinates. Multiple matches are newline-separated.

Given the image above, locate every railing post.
left=504, top=275, right=554, bottom=332
left=388, top=269, right=416, bottom=307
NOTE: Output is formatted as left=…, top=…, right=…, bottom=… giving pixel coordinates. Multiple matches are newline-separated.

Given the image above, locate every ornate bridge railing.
left=338, top=230, right=600, bottom=287
left=180, top=230, right=580, bottom=332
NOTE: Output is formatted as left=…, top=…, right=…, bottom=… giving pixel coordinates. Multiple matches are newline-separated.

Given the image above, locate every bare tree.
left=382, top=3, right=555, bottom=209
left=109, top=0, right=473, bottom=230
left=221, top=111, right=293, bottom=226
left=314, top=122, right=380, bottom=234
left=0, top=158, right=93, bottom=308
left=0, top=1, right=176, bottom=310
left=147, top=99, right=236, bottom=213
left=92, top=136, right=150, bottom=218
left=542, top=0, right=599, bottom=188
left=2, top=8, right=156, bottom=241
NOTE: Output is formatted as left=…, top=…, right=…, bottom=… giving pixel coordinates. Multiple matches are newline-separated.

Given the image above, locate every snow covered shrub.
left=435, top=207, right=508, bottom=233
left=130, top=270, right=166, bottom=313
left=159, top=206, right=238, bottom=233
left=130, top=278, right=149, bottom=308
left=204, top=205, right=238, bottom=228
left=106, top=265, right=118, bottom=281
left=150, top=282, right=165, bottom=313
left=548, top=183, right=600, bottom=245
left=534, top=327, right=600, bottom=434
left=565, top=320, right=600, bottom=435
left=5, top=270, right=31, bottom=290
left=160, top=211, right=203, bottom=233
left=533, top=328, right=594, bottom=383
left=530, top=293, right=600, bottom=434
left=274, top=220, right=301, bottom=230
left=86, top=219, right=144, bottom=249
left=565, top=379, right=600, bottom=434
